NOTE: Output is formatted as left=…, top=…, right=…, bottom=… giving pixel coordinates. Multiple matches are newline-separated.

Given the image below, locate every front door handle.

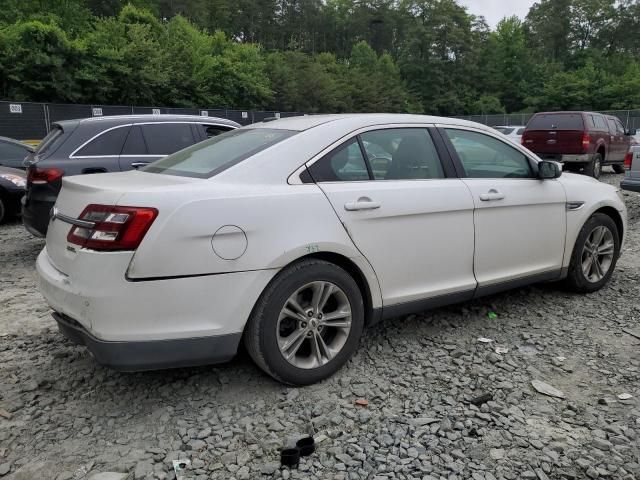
left=479, top=189, right=505, bottom=202
left=344, top=197, right=381, bottom=211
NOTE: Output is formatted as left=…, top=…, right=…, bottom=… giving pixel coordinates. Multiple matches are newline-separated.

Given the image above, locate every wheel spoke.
left=281, top=328, right=307, bottom=359
left=583, top=240, right=595, bottom=255
left=283, top=297, right=308, bottom=322
left=598, top=242, right=614, bottom=256
left=592, top=227, right=605, bottom=248
left=311, top=282, right=333, bottom=313
left=311, top=332, right=324, bottom=366
left=593, top=257, right=604, bottom=279
left=316, top=332, right=333, bottom=361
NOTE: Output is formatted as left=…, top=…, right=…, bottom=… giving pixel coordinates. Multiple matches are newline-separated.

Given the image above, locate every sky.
left=458, top=0, right=537, bottom=28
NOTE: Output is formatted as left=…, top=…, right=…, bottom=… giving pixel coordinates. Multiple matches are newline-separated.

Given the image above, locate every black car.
left=0, top=136, right=34, bottom=169
left=22, top=114, right=240, bottom=237
left=0, top=166, right=27, bottom=223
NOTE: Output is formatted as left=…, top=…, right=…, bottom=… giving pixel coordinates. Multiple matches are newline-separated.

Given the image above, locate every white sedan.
left=37, top=114, right=627, bottom=385
left=493, top=125, right=527, bottom=144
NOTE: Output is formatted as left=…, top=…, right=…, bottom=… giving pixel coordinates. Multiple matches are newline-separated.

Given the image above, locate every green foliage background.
left=0, top=0, right=638, bottom=115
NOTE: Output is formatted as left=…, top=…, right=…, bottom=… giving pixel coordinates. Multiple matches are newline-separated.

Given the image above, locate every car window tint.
left=528, top=113, right=584, bottom=130
left=360, top=128, right=444, bottom=180
left=144, top=128, right=296, bottom=179
left=203, top=125, right=232, bottom=138
left=308, top=139, right=370, bottom=182
left=445, top=129, right=533, bottom=179
left=75, top=126, right=129, bottom=156
left=141, top=123, right=195, bottom=155
left=615, top=119, right=626, bottom=135
left=122, top=126, right=147, bottom=155
left=0, top=141, right=29, bottom=159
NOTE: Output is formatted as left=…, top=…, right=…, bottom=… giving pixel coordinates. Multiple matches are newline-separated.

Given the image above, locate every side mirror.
left=627, top=128, right=637, bottom=136
left=538, top=160, right=562, bottom=179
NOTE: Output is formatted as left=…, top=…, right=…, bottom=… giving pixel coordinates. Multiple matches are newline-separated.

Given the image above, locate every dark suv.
left=22, top=115, right=239, bottom=236
left=521, top=111, right=634, bottom=178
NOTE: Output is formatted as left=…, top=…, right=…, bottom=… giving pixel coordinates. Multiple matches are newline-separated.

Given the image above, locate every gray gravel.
left=1, top=172, right=639, bottom=480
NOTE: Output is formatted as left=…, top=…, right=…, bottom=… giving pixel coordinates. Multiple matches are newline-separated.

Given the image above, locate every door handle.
left=344, top=197, right=381, bottom=211
left=131, top=162, right=150, bottom=169
left=479, top=189, right=505, bottom=202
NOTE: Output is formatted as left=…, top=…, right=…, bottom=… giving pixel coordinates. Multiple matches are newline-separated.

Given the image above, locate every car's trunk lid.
left=45, top=171, right=200, bottom=275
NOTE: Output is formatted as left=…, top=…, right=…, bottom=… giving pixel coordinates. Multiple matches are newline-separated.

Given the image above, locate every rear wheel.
left=584, top=153, right=603, bottom=179
left=612, top=164, right=625, bottom=174
left=244, top=259, right=365, bottom=385
left=564, top=213, right=619, bottom=293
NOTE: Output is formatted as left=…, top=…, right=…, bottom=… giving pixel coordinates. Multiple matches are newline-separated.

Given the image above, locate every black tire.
left=612, top=164, right=625, bottom=174
left=563, top=163, right=580, bottom=173
left=564, top=213, right=620, bottom=293
left=244, top=259, right=365, bottom=385
left=0, top=196, right=6, bottom=224
left=584, top=153, right=602, bottom=179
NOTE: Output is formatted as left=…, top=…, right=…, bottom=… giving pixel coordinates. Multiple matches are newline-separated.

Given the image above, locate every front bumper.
left=54, top=312, right=241, bottom=371
left=621, top=177, right=640, bottom=193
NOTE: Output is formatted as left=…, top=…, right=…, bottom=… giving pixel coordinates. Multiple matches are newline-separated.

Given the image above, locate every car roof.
left=247, top=113, right=492, bottom=132
left=54, top=114, right=240, bottom=129
left=0, top=136, right=35, bottom=151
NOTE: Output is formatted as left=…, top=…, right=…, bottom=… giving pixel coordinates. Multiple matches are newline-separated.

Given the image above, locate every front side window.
left=141, top=123, right=195, bottom=155
left=122, top=126, right=147, bottom=155
left=615, top=119, right=626, bottom=136
left=445, top=129, right=533, bottom=179
left=360, top=128, right=444, bottom=180
left=308, top=139, right=370, bottom=182
left=144, top=128, right=296, bottom=178
left=75, top=126, right=129, bottom=156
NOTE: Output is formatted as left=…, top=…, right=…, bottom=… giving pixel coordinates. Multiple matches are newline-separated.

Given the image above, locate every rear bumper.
left=621, top=177, right=640, bottom=193
left=1, top=188, right=25, bottom=217
left=53, top=312, right=241, bottom=371
left=538, top=153, right=592, bottom=163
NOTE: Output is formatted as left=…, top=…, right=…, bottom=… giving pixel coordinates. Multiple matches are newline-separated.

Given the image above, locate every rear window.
left=143, top=128, right=296, bottom=178
left=36, top=126, right=65, bottom=157
left=527, top=114, right=584, bottom=130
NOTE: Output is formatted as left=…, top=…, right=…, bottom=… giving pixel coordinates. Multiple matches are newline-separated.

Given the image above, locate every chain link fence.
left=0, top=101, right=305, bottom=141
left=455, top=110, right=640, bottom=131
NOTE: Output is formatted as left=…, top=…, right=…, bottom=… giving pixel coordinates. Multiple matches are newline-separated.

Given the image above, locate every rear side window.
left=74, top=126, right=129, bottom=157
left=202, top=124, right=233, bottom=138
left=592, top=115, right=608, bottom=131
left=308, top=139, right=370, bottom=182
left=143, top=128, right=296, bottom=178
left=122, top=126, right=147, bottom=155
left=528, top=114, right=584, bottom=130
left=141, top=123, right=195, bottom=155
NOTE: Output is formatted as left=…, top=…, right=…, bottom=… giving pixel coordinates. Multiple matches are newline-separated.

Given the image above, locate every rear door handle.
left=344, top=197, right=381, bottom=211
left=131, top=162, right=150, bottom=169
left=479, top=189, right=505, bottom=202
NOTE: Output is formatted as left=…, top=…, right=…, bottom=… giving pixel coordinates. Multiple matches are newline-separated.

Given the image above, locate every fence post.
left=43, top=104, right=49, bottom=134
left=626, top=110, right=630, bottom=129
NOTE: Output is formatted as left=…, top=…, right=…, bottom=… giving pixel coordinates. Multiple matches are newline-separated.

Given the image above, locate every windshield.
left=143, top=128, right=297, bottom=178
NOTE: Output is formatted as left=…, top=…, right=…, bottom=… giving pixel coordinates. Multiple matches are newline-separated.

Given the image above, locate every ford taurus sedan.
left=36, top=114, right=627, bottom=385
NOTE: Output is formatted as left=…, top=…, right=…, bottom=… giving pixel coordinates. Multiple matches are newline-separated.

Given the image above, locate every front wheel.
left=584, top=153, right=602, bottom=179
left=244, top=259, right=365, bottom=385
left=564, top=213, right=620, bottom=293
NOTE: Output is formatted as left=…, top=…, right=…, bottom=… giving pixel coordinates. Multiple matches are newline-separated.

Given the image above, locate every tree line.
left=0, top=0, right=639, bottom=115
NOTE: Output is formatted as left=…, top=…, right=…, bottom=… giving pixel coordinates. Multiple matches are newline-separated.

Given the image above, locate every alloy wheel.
left=581, top=225, right=615, bottom=283
left=276, top=281, right=352, bottom=369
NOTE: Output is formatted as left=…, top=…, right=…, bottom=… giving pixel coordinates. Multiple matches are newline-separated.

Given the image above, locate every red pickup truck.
left=521, top=111, right=635, bottom=178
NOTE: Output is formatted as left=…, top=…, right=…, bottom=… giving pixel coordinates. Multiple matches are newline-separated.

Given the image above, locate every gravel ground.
left=1, top=172, right=639, bottom=480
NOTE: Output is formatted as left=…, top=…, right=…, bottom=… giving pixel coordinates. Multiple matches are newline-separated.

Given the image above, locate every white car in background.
left=493, top=125, right=527, bottom=144
left=37, top=114, right=627, bottom=385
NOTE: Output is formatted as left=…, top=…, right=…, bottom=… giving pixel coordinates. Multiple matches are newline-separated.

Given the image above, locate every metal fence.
left=0, top=100, right=305, bottom=141
left=455, top=110, right=640, bottom=131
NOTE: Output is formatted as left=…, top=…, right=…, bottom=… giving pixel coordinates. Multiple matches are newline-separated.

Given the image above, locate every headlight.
left=0, top=174, right=26, bottom=188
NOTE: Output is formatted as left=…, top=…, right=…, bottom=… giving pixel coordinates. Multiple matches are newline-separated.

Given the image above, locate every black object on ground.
left=280, top=448, right=300, bottom=468
left=469, top=393, right=493, bottom=406
left=296, top=436, right=316, bottom=457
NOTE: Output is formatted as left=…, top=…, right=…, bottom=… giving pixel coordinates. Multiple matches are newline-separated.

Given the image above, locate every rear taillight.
left=27, top=167, right=64, bottom=184
left=624, top=152, right=633, bottom=170
left=67, top=204, right=158, bottom=251
left=581, top=133, right=591, bottom=153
